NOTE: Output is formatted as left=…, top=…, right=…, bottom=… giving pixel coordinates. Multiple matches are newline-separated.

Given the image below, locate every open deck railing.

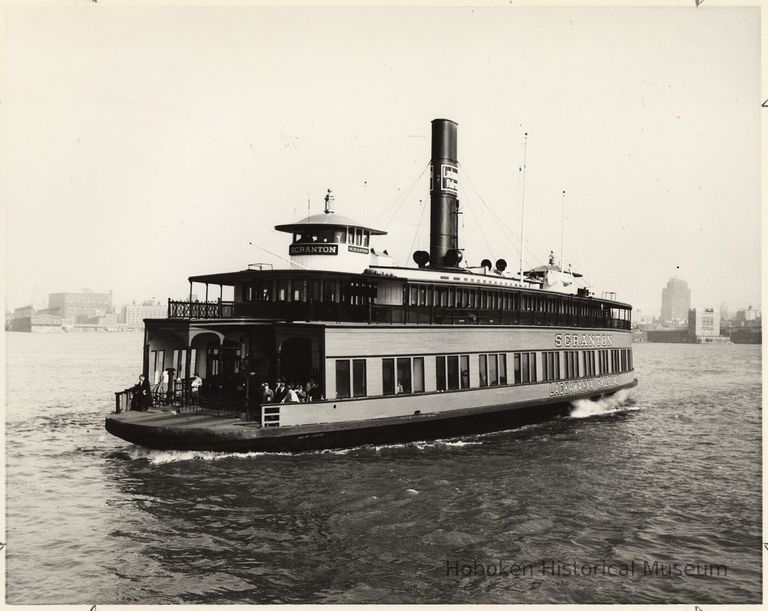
left=168, top=299, right=234, bottom=319
left=114, top=379, right=245, bottom=416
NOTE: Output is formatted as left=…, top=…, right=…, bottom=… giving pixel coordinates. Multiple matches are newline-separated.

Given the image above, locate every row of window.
left=291, top=227, right=371, bottom=247
left=407, top=283, right=629, bottom=321
left=243, top=278, right=374, bottom=306
left=238, top=277, right=631, bottom=324
left=333, top=348, right=633, bottom=399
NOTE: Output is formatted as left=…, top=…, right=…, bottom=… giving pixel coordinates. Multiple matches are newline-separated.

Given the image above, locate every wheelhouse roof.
left=274, top=212, right=387, bottom=235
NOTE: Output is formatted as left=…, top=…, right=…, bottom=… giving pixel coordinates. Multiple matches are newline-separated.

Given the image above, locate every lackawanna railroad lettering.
left=106, top=118, right=637, bottom=452
left=549, top=375, right=621, bottom=397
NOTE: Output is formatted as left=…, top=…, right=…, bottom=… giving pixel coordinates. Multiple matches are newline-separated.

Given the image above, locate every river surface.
left=4, top=333, right=762, bottom=604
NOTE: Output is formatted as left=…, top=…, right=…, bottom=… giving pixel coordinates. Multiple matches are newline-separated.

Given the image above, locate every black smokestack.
left=429, top=119, right=461, bottom=268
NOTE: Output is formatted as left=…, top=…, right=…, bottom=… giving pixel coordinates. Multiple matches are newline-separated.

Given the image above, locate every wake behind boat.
left=106, top=119, right=637, bottom=452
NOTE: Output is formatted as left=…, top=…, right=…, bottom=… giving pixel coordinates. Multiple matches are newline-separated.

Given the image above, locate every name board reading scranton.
left=554, top=333, right=614, bottom=348
left=289, top=244, right=339, bottom=256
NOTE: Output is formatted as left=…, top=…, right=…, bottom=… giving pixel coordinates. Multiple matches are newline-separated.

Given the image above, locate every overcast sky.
left=3, top=5, right=761, bottom=317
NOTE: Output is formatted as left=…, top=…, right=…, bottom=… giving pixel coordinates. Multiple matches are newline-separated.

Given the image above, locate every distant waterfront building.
left=48, top=289, right=113, bottom=325
left=735, top=305, right=761, bottom=324
left=727, top=305, right=762, bottom=343
left=646, top=329, right=689, bottom=343
left=13, top=305, right=35, bottom=319
left=646, top=307, right=729, bottom=344
left=121, top=300, right=166, bottom=328
left=660, top=277, right=690, bottom=324
left=687, top=308, right=729, bottom=344
left=7, top=305, right=63, bottom=333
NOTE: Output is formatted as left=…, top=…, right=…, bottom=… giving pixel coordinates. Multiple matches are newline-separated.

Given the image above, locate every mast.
left=560, top=189, right=566, bottom=271
left=518, top=132, right=528, bottom=283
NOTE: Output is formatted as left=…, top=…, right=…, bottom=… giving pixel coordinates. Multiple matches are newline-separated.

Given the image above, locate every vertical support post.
left=185, top=345, right=193, bottom=406
left=185, top=345, right=192, bottom=378
left=142, top=327, right=150, bottom=378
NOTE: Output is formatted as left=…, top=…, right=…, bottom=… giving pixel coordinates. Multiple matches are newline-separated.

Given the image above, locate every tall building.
left=48, top=289, right=113, bottom=324
left=660, top=277, right=690, bottom=324
left=121, top=300, right=166, bottom=328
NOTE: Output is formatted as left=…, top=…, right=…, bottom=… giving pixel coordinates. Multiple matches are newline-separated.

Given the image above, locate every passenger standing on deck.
left=158, top=368, right=169, bottom=404
left=283, top=384, right=300, bottom=403
left=131, top=374, right=152, bottom=410
left=166, top=368, right=176, bottom=405
left=274, top=380, right=288, bottom=403
left=309, top=381, right=322, bottom=402
left=253, top=382, right=273, bottom=425
left=296, top=384, right=307, bottom=403
left=260, top=382, right=274, bottom=404
left=190, top=372, right=202, bottom=405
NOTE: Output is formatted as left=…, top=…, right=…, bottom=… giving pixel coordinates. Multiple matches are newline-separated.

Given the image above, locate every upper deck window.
left=291, top=280, right=304, bottom=302
left=323, top=279, right=337, bottom=303
left=276, top=279, right=289, bottom=302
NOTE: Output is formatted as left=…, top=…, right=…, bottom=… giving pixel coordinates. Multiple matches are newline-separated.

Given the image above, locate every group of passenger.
left=129, top=370, right=203, bottom=411
left=128, top=371, right=322, bottom=415
left=258, top=379, right=322, bottom=404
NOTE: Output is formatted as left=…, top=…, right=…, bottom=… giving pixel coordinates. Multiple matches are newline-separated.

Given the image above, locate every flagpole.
left=560, top=189, right=566, bottom=271
left=518, top=132, right=528, bottom=284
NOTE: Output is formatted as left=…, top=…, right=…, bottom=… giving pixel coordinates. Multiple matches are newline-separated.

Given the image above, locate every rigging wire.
left=458, top=161, right=548, bottom=269
left=459, top=186, right=497, bottom=263
left=459, top=166, right=521, bottom=260
left=406, top=188, right=430, bottom=259
left=371, top=162, right=429, bottom=228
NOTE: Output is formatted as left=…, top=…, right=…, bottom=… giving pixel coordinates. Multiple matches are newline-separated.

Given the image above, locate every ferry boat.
left=106, top=119, right=637, bottom=452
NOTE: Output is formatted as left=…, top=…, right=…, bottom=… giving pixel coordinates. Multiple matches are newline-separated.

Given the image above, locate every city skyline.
left=4, top=7, right=761, bottom=318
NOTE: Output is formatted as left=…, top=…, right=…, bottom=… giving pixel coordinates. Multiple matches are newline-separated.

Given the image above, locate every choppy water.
left=5, top=333, right=762, bottom=604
